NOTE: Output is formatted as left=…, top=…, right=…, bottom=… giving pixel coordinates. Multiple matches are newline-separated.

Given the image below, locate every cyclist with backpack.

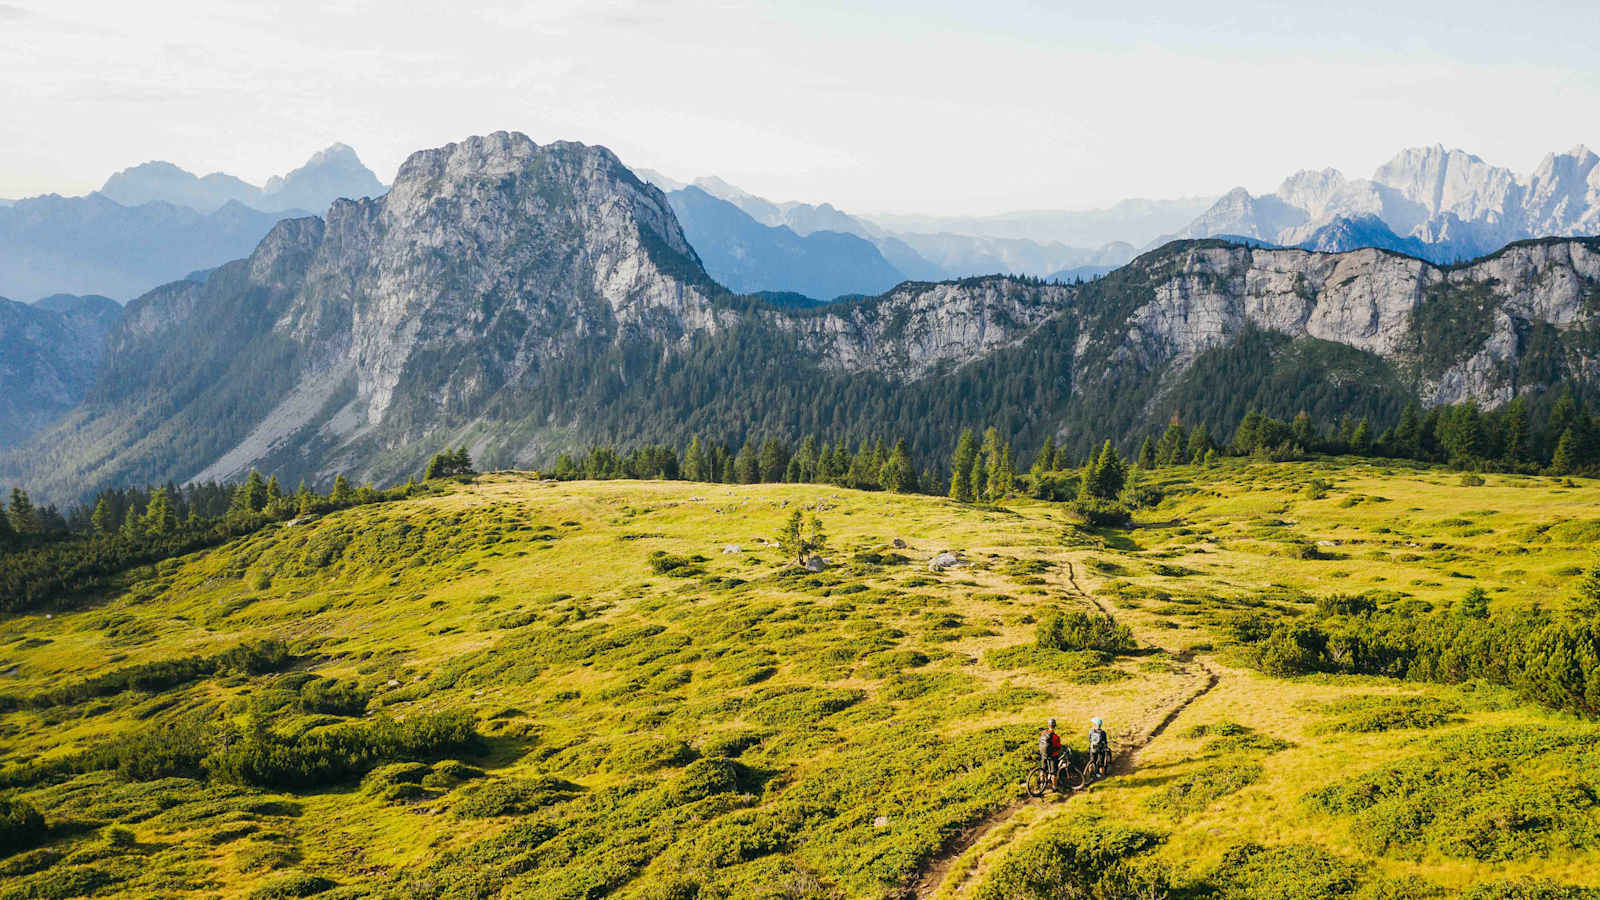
left=1087, top=717, right=1111, bottom=777
left=1038, top=718, right=1064, bottom=779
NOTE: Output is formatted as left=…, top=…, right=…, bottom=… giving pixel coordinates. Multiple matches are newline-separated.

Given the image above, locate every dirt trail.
left=906, top=560, right=1221, bottom=900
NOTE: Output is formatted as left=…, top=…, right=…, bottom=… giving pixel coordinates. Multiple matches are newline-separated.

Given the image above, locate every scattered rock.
left=873, top=815, right=890, bottom=828
left=928, top=551, right=963, bottom=572
left=803, top=555, right=828, bottom=572
left=722, top=544, right=743, bottom=554
left=892, top=538, right=907, bottom=549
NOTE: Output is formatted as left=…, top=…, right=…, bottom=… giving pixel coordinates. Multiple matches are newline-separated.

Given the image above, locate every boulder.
left=892, top=538, right=908, bottom=549
left=928, top=551, right=962, bottom=572
left=722, top=544, right=743, bottom=554
left=803, top=555, right=828, bottom=572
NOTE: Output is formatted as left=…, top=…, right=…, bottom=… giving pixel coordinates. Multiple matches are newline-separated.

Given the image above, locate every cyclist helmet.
left=1047, top=718, right=1057, bottom=729
left=1091, top=717, right=1103, bottom=726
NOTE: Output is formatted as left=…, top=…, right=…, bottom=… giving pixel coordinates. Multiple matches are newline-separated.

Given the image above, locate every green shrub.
left=0, top=794, right=46, bottom=855
left=1035, top=609, right=1135, bottom=655
left=1145, top=763, right=1262, bottom=817
left=1313, top=696, right=1462, bottom=734
left=453, top=777, right=583, bottom=818
left=1069, top=498, right=1131, bottom=528
left=296, top=678, right=368, bottom=717
left=975, top=819, right=1167, bottom=900
left=247, top=871, right=337, bottom=899
left=206, top=711, right=483, bottom=789
left=1204, top=843, right=1368, bottom=899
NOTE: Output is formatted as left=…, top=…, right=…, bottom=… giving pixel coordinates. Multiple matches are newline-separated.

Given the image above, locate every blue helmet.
left=1091, top=717, right=1103, bottom=726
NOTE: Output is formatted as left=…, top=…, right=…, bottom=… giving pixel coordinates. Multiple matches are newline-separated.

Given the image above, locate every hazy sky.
left=3, top=0, right=1597, bottom=214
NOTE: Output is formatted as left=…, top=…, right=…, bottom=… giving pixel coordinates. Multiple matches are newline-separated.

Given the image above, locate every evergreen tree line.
left=0, top=469, right=431, bottom=615
left=1195, top=390, right=1600, bottom=474
left=547, top=435, right=929, bottom=494
left=1243, top=571, right=1600, bottom=719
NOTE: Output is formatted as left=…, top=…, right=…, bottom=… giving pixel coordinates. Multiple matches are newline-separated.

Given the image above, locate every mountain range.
left=0, top=145, right=387, bottom=302
left=1173, top=144, right=1600, bottom=262
left=0, top=292, right=121, bottom=449
left=5, top=131, right=1598, bottom=506
left=99, top=143, right=386, bottom=214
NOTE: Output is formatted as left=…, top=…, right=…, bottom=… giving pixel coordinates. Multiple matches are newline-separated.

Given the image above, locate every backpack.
left=1089, top=727, right=1106, bottom=749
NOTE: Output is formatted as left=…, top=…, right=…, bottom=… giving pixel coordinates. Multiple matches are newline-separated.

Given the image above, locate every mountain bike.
left=1077, top=747, right=1112, bottom=788
left=1025, top=757, right=1075, bottom=797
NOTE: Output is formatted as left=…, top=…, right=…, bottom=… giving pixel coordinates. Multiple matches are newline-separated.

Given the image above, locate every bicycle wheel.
left=1025, top=767, right=1045, bottom=797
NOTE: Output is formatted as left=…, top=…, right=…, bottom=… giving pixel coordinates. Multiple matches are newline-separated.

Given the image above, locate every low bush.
left=1145, top=762, right=1262, bottom=817
left=1069, top=498, right=1131, bottom=528
left=453, top=776, right=583, bottom=818
left=246, top=871, right=337, bottom=899
left=0, top=795, right=47, bottom=855
left=1203, top=843, right=1368, bottom=899
left=206, top=711, right=483, bottom=789
left=1035, top=609, right=1135, bottom=655
left=975, top=818, right=1168, bottom=900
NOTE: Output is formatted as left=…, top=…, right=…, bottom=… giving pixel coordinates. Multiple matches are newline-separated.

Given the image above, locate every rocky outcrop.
left=1105, top=239, right=1600, bottom=407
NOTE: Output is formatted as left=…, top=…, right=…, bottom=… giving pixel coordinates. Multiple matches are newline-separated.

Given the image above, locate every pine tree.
left=1079, top=441, right=1126, bottom=501
left=1186, top=424, right=1210, bottom=464
left=735, top=440, right=760, bottom=484
left=1392, top=403, right=1422, bottom=457
left=1351, top=419, right=1373, bottom=454
left=142, top=487, right=177, bottom=535
left=881, top=439, right=917, bottom=493
left=120, top=507, right=144, bottom=540
left=0, top=501, right=13, bottom=544
left=265, top=476, right=283, bottom=509
left=330, top=475, right=354, bottom=505
left=798, top=436, right=820, bottom=482
left=759, top=438, right=789, bottom=483
left=682, top=436, right=705, bottom=481
left=1290, top=411, right=1315, bottom=450
left=1551, top=428, right=1580, bottom=475
left=1137, top=436, right=1157, bottom=469
left=950, top=429, right=977, bottom=502
left=1502, top=396, right=1531, bottom=466
left=1156, top=421, right=1186, bottom=465
left=8, top=487, right=38, bottom=535
left=91, top=497, right=115, bottom=535
left=830, top=444, right=850, bottom=486
left=241, top=471, right=268, bottom=513
left=848, top=443, right=879, bottom=490
left=1031, top=436, right=1057, bottom=478
left=987, top=441, right=1014, bottom=500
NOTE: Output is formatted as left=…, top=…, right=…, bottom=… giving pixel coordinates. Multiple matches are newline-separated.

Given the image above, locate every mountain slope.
left=664, top=186, right=905, bottom=299
left=0, top=292, right=121, bottom=448
left=9, top=132, right=1600, bottom=506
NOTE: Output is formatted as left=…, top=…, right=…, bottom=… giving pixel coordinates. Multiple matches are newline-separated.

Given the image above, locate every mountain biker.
left=1088, top=717, right=1110, bottom=771
left=1038, top=718, right=1064, bottom=779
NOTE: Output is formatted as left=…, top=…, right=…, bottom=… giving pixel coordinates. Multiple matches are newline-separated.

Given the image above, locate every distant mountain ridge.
left=7, top=132, right=1599, bottom=508
left=664, top=186, right=904, bottom=300
left=0, top=144, right=387, bottom=302
left=99, top=143, right=387, bottom=214
left=1172, top=144, right=1600, bottom=262
left=0, top=292, right=121, bottom=448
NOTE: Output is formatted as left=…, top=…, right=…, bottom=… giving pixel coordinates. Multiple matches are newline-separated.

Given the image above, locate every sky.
left=3, top=0, right=1598, bottom=215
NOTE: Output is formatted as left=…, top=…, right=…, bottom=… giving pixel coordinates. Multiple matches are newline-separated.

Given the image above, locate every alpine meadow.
left=5, top=3, right=1600, bottom=899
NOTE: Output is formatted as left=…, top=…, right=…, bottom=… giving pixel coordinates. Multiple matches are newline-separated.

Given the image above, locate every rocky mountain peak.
left=1372, top=145, right=1519, bottom=222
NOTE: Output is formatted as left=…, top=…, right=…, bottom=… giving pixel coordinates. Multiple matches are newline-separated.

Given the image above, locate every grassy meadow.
left=1, top=460, right=1598, bottom=899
